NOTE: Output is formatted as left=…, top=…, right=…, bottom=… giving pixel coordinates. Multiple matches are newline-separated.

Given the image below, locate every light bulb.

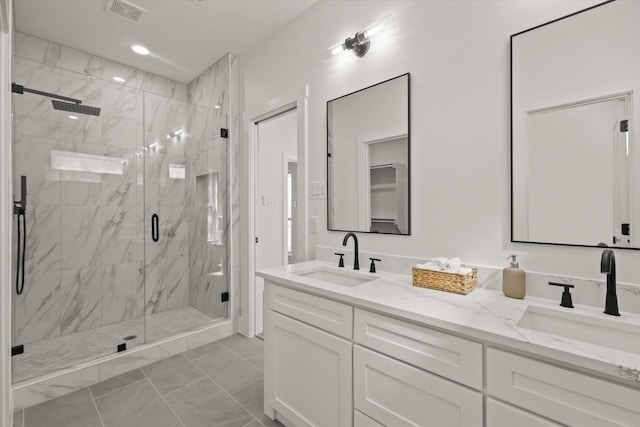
left=363, top=14, right=396, bottom=39
left=321, top=41, right=347, bottom=61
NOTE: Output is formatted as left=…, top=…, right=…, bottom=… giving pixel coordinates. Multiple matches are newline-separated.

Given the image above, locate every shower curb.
left=12, top=319, right=234, bottom=411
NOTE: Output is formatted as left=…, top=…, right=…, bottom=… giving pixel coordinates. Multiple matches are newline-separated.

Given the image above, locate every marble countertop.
left=257, top=260, right=640, bottom=386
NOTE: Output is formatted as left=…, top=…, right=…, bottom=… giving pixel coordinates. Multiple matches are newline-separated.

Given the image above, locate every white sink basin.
left=297, top=267, right=374, bottom=287
left=518, top=305, right=640, bottom=354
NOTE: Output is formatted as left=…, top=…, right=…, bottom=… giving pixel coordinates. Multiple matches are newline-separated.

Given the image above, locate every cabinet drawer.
left=354, top=345, right=483, bottom=427
left=266, top=283, right=353, bottom=339
left=354, top=411, right=384, bottom=427
left=487, top=348, right=640, bottom=427
left=487, top=398, right=562, bottom=427
left=354, top=308, right=483, bottom=389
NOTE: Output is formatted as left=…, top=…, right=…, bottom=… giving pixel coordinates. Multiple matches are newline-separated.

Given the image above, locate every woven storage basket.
left=412, top=267, right=478, bottom=295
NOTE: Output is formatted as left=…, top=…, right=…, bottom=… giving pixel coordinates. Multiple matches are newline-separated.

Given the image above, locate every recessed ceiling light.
left=131, top=44, right=149, bottom=56
left=68, top=115, right=79, bottom=120
left=112, top=76, right=126, bottom=83
left=214, top=104, right=221, bottom=109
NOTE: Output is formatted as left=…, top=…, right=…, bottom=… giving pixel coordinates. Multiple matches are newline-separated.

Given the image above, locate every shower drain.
left=123, top=335, right=138, bottom=341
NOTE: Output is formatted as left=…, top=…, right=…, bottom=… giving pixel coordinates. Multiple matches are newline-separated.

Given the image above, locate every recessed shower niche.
left=196, top=171, right=222, bottom=245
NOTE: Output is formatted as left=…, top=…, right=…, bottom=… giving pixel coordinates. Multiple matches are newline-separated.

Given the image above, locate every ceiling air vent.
left=105, top=0, right=148, bottom=25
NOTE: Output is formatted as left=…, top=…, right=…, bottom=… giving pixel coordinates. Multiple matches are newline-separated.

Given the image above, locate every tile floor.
left=13, top=334, right=282, bottom=427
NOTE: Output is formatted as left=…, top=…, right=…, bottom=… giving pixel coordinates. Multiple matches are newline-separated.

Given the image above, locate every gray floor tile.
left=245, top=353, right=263, bottom=371
left=194, top=347, right=263, bottom=394
left=90, top=369, right=145, bottom=398
left=242, top=420, right=262, bottom=427
left=165, top=378, right=253, bottom=427
left=232, top=380, right=282, bottom=427
left=24, top=389, right=101, bottom=427
left=219, top=334, right=264, bottom=358
left=95, top=379, right=177, bottom=427
left=141, top=354, right=205, bottom=395
left=13, top=410, right=23, bottom=427
left=183, top=341, right=223, bottom=361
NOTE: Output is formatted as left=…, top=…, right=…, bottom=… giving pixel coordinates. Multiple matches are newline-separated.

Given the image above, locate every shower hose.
left=15, top=212, right=25, bottom=295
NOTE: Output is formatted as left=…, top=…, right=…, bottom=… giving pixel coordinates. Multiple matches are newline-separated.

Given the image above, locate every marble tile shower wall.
left=186, top=55, right=233, bottom=319
left=11, top=32, right=192, bottom=346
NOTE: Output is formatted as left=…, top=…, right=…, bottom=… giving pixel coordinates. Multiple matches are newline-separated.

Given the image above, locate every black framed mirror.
left=327, top=73, right=410, bottom=235
left=511, top=0, right=640, bottom=249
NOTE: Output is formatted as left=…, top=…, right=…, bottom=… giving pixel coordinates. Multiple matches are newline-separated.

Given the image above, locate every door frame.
left=285, top=160, right=298, bottom=264
left=242, top=94, right=309, bottom=337
left=0, top=0, right=13, bottom=423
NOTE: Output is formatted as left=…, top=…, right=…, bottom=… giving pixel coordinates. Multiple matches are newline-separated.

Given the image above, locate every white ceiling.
left=14, top=0, right=317, bottom=83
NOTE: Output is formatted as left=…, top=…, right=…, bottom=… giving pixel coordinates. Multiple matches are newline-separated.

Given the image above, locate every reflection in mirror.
left=327, top=73, right=410, bottom=234
left=511, top=1, right=640, bottom=248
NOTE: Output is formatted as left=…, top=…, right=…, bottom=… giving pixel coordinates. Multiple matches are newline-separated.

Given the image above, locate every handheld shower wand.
left=14, top=176, right=27, bottom=295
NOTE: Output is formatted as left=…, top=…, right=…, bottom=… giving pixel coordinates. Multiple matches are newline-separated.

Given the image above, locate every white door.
left=255, top=109, right=297, bottom=335
left=527, top=96, right=629, bottom=246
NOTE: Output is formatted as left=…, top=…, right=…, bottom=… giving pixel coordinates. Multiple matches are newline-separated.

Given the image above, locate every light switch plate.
left=310, top=182, right=326, bottom=199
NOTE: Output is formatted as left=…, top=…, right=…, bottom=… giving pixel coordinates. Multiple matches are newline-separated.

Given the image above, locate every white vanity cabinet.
left=263, top=283, right=484, bottom=427
left=262, top=278, right=640, bottom=427
left=264, top=284, right=353, bottom=427
left=353, top=308, right=483, bottom=427
left=487, top=348, right=640, bottom=427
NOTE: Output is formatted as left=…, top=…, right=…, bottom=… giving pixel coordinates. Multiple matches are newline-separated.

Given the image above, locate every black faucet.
left=342, top=232, right=359, bottom=270
left=601, top=249, right=620, bottom=316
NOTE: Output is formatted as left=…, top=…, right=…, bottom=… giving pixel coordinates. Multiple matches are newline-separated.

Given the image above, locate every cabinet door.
left=264, top=310, right=352, bottom=427
left=354, top=346, right=482, bottom=427
left=487, top=399, right=562, bottom=427
left=354, top=410, right=384, bottom=427
left=487, top=348, right=640, bottom=427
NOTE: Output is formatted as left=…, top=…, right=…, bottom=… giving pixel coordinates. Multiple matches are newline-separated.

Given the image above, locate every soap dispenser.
left=503, top=254, right=526, bottom=299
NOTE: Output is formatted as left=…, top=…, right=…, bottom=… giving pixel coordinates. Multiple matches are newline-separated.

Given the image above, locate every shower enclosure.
left=10, top=32, right=234, bottom=384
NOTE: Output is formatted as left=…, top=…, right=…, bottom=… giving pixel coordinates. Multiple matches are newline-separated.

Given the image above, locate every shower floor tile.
left=13, top=306, right=217, bottom=383
left=13, top=334, right=282, bottom=427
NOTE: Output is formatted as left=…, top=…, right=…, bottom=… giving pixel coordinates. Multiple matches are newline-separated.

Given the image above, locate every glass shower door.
left=143, top=92, right=228, bottom=344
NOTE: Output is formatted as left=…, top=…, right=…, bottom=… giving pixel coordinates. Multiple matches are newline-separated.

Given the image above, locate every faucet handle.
left=548, top=282, right=574, bottom=308
left=334, top=253, right=345, bottom=268
left=369, top=258, right=381, bottom=273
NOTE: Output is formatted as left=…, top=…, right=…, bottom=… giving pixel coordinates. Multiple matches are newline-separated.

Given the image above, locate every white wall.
left=0, top=0, right=12, bottom=423
left=241, top=0, right=640, bottom=285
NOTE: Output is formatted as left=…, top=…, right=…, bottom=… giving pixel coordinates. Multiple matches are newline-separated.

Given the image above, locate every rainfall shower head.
left=51, top=100, right=101, bottom=117
left=12, top=83, right=102, bottom=117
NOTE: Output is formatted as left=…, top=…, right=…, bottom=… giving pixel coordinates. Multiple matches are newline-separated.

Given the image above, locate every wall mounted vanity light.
left=323, top=14, right=396, bottom=60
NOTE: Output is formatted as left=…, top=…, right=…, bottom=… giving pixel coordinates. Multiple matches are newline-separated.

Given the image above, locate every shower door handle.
left=151, top=214, right=159, bottom=242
